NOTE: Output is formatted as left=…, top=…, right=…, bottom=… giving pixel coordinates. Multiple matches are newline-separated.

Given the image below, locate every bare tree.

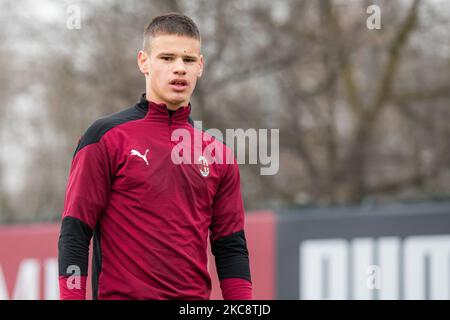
left=3, top=0, right=450, bottom=222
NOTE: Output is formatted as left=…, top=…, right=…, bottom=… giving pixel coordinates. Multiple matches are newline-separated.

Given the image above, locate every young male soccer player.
left=58, top=13, right=252, bottom=300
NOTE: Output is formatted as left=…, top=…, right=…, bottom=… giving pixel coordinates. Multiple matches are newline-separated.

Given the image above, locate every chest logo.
left=131, top=149, right=149, bottom=166
left=198, top=156, right=210, bottom=177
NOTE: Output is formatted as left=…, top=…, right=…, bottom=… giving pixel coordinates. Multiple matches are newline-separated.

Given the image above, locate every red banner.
left=0, top=211, right=275, bottom=300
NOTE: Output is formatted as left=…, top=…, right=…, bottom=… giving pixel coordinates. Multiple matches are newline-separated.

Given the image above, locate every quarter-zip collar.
left=136, top=93, right=191, bottom=124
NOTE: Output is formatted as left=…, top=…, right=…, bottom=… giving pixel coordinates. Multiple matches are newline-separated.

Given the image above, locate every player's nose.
left=173, top=57, right=186, bottom=75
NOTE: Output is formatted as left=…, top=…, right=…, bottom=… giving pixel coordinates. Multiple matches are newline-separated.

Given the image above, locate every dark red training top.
left=58, top=94, right=252, bottom=299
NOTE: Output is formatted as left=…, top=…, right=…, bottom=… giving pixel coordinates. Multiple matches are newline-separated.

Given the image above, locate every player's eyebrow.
left=157, top=52, right=198, bottom=60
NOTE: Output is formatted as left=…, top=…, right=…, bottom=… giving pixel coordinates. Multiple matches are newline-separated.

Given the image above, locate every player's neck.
left=145, top=91, right=187, bottom=111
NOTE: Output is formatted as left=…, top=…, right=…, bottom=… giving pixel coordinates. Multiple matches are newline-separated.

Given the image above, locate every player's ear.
left=198, top=54, right=204, bottom=78
left=138, top=50, right=150, bottom=75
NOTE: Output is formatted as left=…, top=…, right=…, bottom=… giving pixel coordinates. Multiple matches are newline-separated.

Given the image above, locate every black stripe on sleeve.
left=91, top=223, right=103, bottom=300
left=211, top=230, right=252, bottom=282
left=58, top=216, right=93, bottom=276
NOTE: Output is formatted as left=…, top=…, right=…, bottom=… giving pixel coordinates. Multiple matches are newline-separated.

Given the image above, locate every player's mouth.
left=169, top=79, right=188, bottom=91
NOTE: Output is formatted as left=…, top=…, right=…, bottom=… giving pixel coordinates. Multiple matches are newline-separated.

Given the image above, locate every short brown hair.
left=143, top=13, right=201, bottom=51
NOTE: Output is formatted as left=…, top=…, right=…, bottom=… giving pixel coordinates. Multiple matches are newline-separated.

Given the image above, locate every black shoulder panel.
left=74, top=104, right=147, bottom=156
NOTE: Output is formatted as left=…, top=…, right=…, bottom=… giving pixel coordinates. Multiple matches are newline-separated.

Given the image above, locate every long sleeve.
left=58, top=136, right=112, bottom=300
left=210, top=157, right=252, bottom=300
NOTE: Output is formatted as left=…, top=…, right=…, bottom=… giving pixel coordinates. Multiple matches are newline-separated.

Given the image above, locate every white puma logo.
left=131, top=149, right=149, bottom=166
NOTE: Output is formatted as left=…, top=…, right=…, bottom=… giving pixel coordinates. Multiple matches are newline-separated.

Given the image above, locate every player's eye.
left=161, top=56, right=173, bottom=61
left=184, top=58, right=195, bottom=63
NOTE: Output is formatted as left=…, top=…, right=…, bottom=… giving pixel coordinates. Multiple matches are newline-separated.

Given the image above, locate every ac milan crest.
left=197, top=156, right=209, bottom=177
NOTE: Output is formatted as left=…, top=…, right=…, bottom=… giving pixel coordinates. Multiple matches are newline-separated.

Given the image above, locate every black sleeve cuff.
left=211, top=230, right=251, bottom=282
left=58, top=216, right=93, bottom=276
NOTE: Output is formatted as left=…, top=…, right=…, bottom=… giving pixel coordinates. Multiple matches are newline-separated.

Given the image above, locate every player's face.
left=139, top=34, right=203, bottom=110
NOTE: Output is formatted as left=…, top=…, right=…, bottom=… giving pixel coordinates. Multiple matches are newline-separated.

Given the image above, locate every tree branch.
left=370, top=0, right=421, bottom=115
left=203, top=52, right=299, bottom=94
left=391, top=86, right=450, bottom=104
left=322, top=0, right=363, bottom=117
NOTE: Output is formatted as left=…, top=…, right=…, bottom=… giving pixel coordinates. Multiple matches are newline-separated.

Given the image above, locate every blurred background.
left=0, top=0, right=449, bottom=300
